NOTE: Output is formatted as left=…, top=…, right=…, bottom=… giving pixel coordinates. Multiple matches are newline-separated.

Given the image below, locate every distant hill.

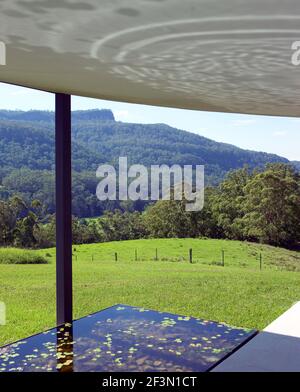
left=0, top=109, right=115, bottom=122
left=291, top=161, right=300, bottom=171
left=0, top=109, right=292, bottom=217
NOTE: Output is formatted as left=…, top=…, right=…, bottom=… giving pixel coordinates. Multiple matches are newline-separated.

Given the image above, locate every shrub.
left=0, top=248, right=48, bottom=264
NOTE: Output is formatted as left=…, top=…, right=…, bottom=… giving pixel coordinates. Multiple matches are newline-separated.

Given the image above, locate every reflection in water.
left=0, top=305, right=256, bottom=372
left=56, top=324, right=73, bottom=372
left=91, top=16, right=300, bottom=113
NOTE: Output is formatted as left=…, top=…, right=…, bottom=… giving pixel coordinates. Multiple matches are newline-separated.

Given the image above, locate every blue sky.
left=1, top=82, right=300, bottom=161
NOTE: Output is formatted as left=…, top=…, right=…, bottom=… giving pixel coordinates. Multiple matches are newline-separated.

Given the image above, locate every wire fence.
left=71, top=246, right=300, bottom=272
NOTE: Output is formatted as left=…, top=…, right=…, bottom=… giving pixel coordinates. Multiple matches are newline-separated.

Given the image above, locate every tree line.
left=0, top=163, right=299, bottom=249
left=145, top=163, right=300, bottom=247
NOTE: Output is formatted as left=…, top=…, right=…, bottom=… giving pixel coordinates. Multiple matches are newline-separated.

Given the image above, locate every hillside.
left=292, top=161, right=300, bottom=171
left=0, top=109, right=288, bottom=176
left=1, top=238, right=300, bottom=345
left=0, top=109, right=291, bottom=217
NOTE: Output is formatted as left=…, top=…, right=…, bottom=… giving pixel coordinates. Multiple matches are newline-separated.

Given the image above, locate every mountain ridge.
left=0, top=108, right=291, bottom=162
left=0, top=109, right=295, bottom=217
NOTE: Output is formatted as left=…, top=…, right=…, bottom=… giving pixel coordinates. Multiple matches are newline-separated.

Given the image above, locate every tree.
left=144, top=198, right=197, bottom=238
left=143, top=187, right=220, bottom=239
left=14, top=211, right=38, bottom=248
left=33, top=216, right=56, bottom=248
left=0, top=196, right=27, bottom=245
left=240, top=163, right=300, bottom=246
left=211, top=167, right=251, bottom=239
left=194, top=187, right=222, bottom=238
left=98, top=211, right=148, bottom=242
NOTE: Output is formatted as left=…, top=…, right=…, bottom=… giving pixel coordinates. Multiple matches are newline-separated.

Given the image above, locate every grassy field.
left=0, top=238, right=300, bottom=346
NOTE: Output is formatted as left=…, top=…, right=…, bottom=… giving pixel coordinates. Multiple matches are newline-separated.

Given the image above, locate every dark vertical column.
left=55, top=93, right=72, bottom=325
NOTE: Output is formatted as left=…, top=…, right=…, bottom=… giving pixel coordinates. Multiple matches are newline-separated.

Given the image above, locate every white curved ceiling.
left=1, top=0, right=300, bottom=116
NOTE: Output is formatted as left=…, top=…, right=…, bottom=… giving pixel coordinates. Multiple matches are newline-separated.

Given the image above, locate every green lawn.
left=0, top=238, right=300, bottom=346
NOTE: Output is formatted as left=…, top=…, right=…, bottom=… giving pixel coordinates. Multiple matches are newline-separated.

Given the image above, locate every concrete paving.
left=212, top=302, right=300, bottom=372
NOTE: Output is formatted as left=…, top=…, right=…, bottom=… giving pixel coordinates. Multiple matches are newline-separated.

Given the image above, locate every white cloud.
left=232, top=118, right=257, bottom=127
left=273, top=131, right=287, bottom=137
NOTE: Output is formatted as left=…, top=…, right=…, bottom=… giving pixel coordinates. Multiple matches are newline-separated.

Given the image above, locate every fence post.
left=222, top=250, right=225, bottom=266
left=155, top=248, right=158, bottom=261
left=135, top=249, right=137, bottom=262
left=260, top=253, right=262, bottom=270
left=189, top=249, right=193, bottom=264
left=115, top=252, right=118, bottom=262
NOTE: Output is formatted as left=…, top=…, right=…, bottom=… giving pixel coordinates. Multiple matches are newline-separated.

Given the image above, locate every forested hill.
left=0, top=109, right=115, bottom=122
left=0, top=109, right=291, bottom=217
left=0, top=109, right=289, bottom=175
left=292, top=161, right=300, bottom=171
